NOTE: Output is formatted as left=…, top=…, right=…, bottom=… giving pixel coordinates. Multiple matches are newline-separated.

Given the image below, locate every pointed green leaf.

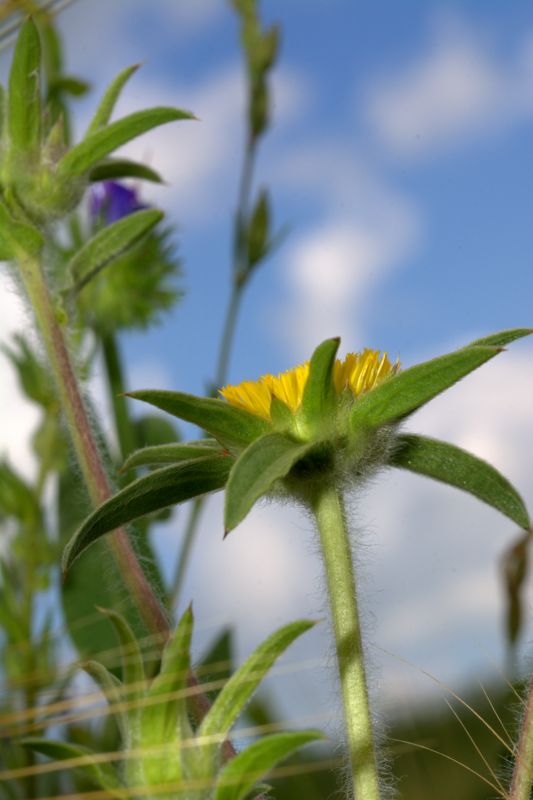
left=0, top=197, right=43, bottom=259
left=214, top=730, right=324, bottom=800
left=97, top=608, right=145, bottom=706
left=83, top=660, right=129, bottom=743
left=225, top=433, right=315, bottom=532
left=269, top=395, right=293, bottom=431
left=122, top=440, right=223, bottom=471
left=85, top=64, right=140, bottom=136
left=467, top=328, right=532, bottom=348
left=298, top=337, right=340, bottom=434
left=20, top=738, right=123, bottom=793
left=351, top=345, right=500, bottom=429
left=199, top=620, right=315, bottom=750
left=8, top=18, right=41, bottom=159
left=128, top=389, right=270, bottom=450
left=69, top=209, right=163, bottom=293
left=58, top=106, right=194, bottom=178
left=389, top=434, right=530, bottom=529
left=62, top=456, right=232, bottom=572
left=89, top=158, right=163, bottom=184
left=142, top=606, right=193, bottom=746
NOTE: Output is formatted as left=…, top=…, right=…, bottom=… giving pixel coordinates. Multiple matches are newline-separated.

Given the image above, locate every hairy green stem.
left=510, top=674, right=533, bottom=800
left=312, top=484, right=381, bottom=800
left=18, top=255, right=170, bottom=640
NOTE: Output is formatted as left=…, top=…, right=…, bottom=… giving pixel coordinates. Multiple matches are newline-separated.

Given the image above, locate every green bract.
left=23, top=609, right=321, bottom=799
left=0, top=19, right=193, bottom=230
left=63, top=328, right=531, bottom=573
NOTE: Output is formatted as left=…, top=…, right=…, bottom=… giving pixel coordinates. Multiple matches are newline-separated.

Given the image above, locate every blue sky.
left=1, top=0, right=532, bottom=732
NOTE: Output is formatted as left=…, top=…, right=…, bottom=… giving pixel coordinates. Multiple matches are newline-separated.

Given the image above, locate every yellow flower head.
left=220, top=349, right=397, bottom=421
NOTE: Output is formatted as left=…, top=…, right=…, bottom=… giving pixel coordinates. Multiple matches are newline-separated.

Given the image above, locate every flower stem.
left=18, top=255, right=170, bottom=640
left=311, top=483, right=381, bottom=800
left=510, top=672, right=533, bottom=800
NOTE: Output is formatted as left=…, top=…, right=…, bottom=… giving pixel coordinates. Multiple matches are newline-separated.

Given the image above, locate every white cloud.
left=365, top=22, right=533, bottom=159
left=272, top=146, right=420, bottom=359
left=0, top=273, right=40, bottom=478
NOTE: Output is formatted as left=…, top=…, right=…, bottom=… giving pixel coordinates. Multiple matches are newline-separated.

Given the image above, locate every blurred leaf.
left=133, top=414, right=180, bottom=448
left=76, top=225, right=181, bottom=333
left=502, top=531, right=531, bottom=647
left=49, top=75, right=90, bottom=97
left=8, top=18, right=41, bottom=159
left=62, top=456, right=233, bottom=571
left=85, top=64, right=140, bottom=136
left=247, top=188, right=270, bottom=268
left=350, top=345, right=501, bottom=430
left=2, top=333, right=57, bottom=409
left=128, top=389, right=269, bottom=451
left=98, top=608, right=146, bottom=712
left=389, top=434, right=530, bottom=529
left=0, top=460, right=40, bottom=526
left=59, top=107, right=194, bottom=177
left=83, top=660, right=129, bottom=744
left=225, top=433, right=314, bottom=532
left=89, top=159, right=163, bottom=184
left=0, top=196, right=44, bottom=259
left=214, top=730, right=324, bottom=800
left=58, top=466, right=161, bottom=665
left=69, top=209, right=163, bottom=293
left=198, top=627, right=234, bottom=703
left=20, top=738, right=123, bottom=793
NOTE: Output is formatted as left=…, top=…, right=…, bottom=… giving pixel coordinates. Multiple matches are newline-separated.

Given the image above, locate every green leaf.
left=350, top=345, right=500, bottom=430
left=58, top=106, right=195, bottom=178
left=128, top=389, right=270, bottom=450
left=68, top=209, right=163, bottom=293
left=214, top=730, right=324, bottom=800
left=20, top=738, right=124, bottom=793
left=389, top=434, right=530, bottom=530
left=122, top=440, right=223, bottom=471
left=97, top=608, right=145, bottom=707
left=89, top=158, right=163, bottom=184
left=62, top=456, right=233, bottom=571
left=8, top=18, right=41, bottom=159
left=83, top=660, right=129, bottom=744
left=467, top=328, right=532, bottom=348
left=85, top=64, right=140, bottom=136
left=0, top=197, right=43, bottom=259
left=298, top=337, right=340, bottom=435
left=142, top=606, right=193, bottom=746
left=58, top=465, right=159, bottom=666
left=199, top=620, right=315, bottom=753
left=224, top=433, right=314, bottom=533
left=49, top=75, right=90, bottom=97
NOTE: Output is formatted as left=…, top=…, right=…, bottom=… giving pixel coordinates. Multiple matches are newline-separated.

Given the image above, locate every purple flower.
left=90, top=181, right=147, bottom=224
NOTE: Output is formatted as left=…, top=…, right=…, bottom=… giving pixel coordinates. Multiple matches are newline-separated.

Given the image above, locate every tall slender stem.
left=510, top=675, right=533, bottom=800
left=101, top=332, right=137, bottom=462
left=18, top=255, right=170, bottom=640
left=311, top=483, right=381, bottom=800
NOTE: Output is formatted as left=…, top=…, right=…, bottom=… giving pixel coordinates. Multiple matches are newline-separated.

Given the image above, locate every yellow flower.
left=220, top=349, right=397, bottom=421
